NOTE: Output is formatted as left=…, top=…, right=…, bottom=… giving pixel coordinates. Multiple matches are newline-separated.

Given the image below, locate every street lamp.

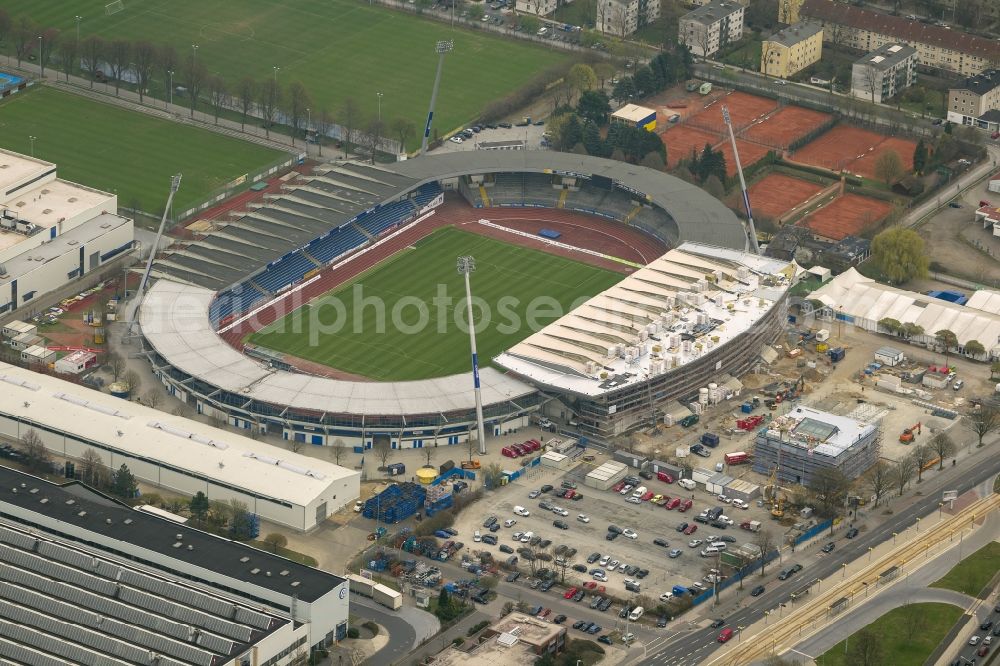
left=191, top=43, right=199, bottom=66
left=377, top=91, right=383, bottom=121
left=167, top=70, right=174, bottom=107
left=841, top=563, right=847, bottom=579
left=28, top=136, right=36, bottom=158
left=273, top=65, right=280, bottom=83
left=75, top=16, right=83, bottom=42
left=38, top=36, right=44, bottom=77
left=868, top=546, right=873, bottom=562
left=892, top=531, right=897, bottom=545
left=458, top=256, right=487, bottom=456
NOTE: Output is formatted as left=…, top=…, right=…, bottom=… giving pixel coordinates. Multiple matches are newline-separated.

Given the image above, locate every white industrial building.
left=812, top=268, right=1000, bottom=360
left=584, top=460, right=629, bottom=491
left=54, top=349, right=98, bottom=374
left=0, top=149, right=133, bottom=315
left=0, top=361, right=360, bottom=531
left=0, top=464, right=349, bottom=662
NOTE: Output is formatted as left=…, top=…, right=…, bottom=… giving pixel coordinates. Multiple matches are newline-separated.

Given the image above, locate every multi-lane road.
left=635, top=449, right=1000, bottom=666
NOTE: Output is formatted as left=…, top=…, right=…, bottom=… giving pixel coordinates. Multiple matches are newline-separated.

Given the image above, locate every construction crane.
left=899, top=421, right=922, bottom=444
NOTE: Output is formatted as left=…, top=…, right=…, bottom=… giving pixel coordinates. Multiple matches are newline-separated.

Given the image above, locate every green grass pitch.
left=248, top=227, right=622, bottom=381
left=0, top=87, right=286, bottom=212
left=9, top=0, right=565, bottom=149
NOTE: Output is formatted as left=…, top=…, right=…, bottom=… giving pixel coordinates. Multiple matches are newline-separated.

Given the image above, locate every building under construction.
left=751, top=405, right=880, bottom=486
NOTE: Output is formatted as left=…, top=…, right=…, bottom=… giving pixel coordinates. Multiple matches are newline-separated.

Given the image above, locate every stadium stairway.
left=300, top=249, right=323, bottom=268
left=479, top=185, right=491, bottom=208
left=353, top=222, right=375, bottom=241
left=624, top=204, right=643, bottom=224
left=557, top=189, right=569, bottom=209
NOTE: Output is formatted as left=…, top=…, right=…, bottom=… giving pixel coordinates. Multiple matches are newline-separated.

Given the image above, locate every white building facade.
left=851, top=43, right=918, bottom=104
left=598, top=0, right=661, bottom=37
left=678, top=0, right=745, bottom=57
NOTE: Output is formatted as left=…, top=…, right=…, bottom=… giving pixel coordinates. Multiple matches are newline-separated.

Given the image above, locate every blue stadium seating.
left=355, top=200, right=416, bottom=237
left=308, top=225, right=367, bottom=263
left=412, top=182, right=443, bottom=208
left=254, top=253, right=316, bottom=294
left=210, top=282, right=264, bottom=325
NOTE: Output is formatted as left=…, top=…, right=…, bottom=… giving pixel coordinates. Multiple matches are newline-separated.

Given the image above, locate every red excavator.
left=899, top=422, right=922, bottom=444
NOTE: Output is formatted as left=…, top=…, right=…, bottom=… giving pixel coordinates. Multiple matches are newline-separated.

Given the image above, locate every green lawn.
left=817, top=603, right=964, bottom=666
left=249, top=227, right=621, bottom=380
left=8, top=0, right=565, bottom=148
left=931, top=541, right=1000, bottom=596
left=0, top=87, right=285, bottom=212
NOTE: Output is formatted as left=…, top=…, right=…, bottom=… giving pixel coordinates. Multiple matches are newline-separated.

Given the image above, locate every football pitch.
left=10, top=0, right=565, bottom=149
left=0, top=87, right=286, bottom=213
left=249, top=227, right=622, bottom=381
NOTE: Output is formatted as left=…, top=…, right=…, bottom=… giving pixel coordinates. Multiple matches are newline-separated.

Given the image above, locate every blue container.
left=701, top=433, right=720, bottom=448
left=741, top=403, right=753, bottom=414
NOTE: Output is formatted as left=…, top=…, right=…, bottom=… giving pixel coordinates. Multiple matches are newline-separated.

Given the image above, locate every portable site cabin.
left=2, top=320, right=36, bottom=339
left=874, top=346, right=904, bottom=367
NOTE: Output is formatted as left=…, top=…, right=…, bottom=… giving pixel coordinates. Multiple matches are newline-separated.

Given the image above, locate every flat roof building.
left=0, top=361, right=359, bottom=531
left=678, top=0, right=745, bottom=57
left=948, top=69, right=1000, bottom=133
left=851, top=43, right=918, bottom=104
left=611, top=104, right=657, bottom=131
left=432, top=613, right=566, bottom=666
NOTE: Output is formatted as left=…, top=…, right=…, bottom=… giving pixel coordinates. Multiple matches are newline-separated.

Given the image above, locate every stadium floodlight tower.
left=457, top=255, right=487, bottom=456
left=421, top=40, right=454, bottom=154
left=721, top=105, right=760, bottom=255
left=125, top=174, right=182, bottom=338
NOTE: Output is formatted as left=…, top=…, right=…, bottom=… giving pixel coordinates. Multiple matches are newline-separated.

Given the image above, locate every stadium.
left=138, top=151, right=786, bottom=448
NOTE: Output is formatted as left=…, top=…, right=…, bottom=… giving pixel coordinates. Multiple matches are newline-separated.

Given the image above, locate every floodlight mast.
left=125, top=174, right=182, bottom=338
left=458, top=255, right=487, bottom=456
left=421, top=41, right=453, bottom=154
left=721, top=106, right=760, bottom=255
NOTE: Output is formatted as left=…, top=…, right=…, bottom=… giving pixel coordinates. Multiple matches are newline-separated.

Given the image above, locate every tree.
left=78, top=448, right=106, bottom=487
left=929, top=432, right=954, bottom=470
left=228, top=499, right=255, bottom=539
left=864, top=461, right=893, bottom=507
left=593, top=62, right=615, bottom=88
left=878, top=317, right=902, bottom=336
left=331, top=438, right=346, bottom=465
left=57, top=37, right=79, bottom=82
left=640, top=151, right=665, bottom=171
left=234, top=78, right=257, bottom=131
left=874, top=150, right=903, bottom=186
left=189, top=491, right=210, bottom=520
left=964, top=340, right=985, bottom=358
left=912, top=139, right=928, bottom=175
left=112, top=464, right=138, bottom=499
left=860, top=64, right=879, bottom=104
left=992, top=361, right=1000, bottom=379
left=753, top=530, right=776, bottom=576
left=21, top=430, right=51, bottom=474
left=389, top=117, right=415, bottom=156
left=611, top=77, right=636, bottom=104
left=142, top=389, right=162, bottom=410
left=807, top=468, right=851, bottom=516
left=38, top=28, right=60, bottom=78
left=108, top=39, right=131, bottom=96
left=634, top=67, right=656, bottom=97
left=577, top=90, right=611, bottom=125
left=340, top=97, right=361, bottom=157
left=316, top=107, right=336, bottom=157
left=107, top=353, right=126, bottom=381
left=363, top=118, right=385, bottom=164
left=912, top=444, right=935, bottom=482
left=966, top=406, right=1000, bottom=448
left=157, top=43, right=179, bottom=102
left=582, top=121, right=604, bottom=157
left=892, top=455, right=916, bottom=497
left=258, top=78, right=282, bottom=139
left=289, top=437, right=304, bottom=454
left=81, top=35, right=106, bottom=89
left=848, top=628, right=884, bottom=666
left=263, top=532, right=288, bottom=552
left=0, top=11, right=10, bottom=49
left=567, top=63, right=597, bottom=101
left=483, top=463, right=504, bottom=489
left=934, top=329, right=958, bottom=357
left=901, top=322, right=924, bottom=340
left=871, top=228, right=929, bottom=285
left=128, top=40, right=156, bottom=104
left=123, top=370, right=141, bottom=397
left=695, top=143, right=726, bottom=183
left=285, top=81, right=312, bottom=143
left=204, top=75, right=229, bottom=125
left=184, top=53, right=208, bottom=118
left=373, top=437, right=392, bottom=470
left=702, top=174, right=725, bottom=199
left=11, top=15, right=36, bottom=68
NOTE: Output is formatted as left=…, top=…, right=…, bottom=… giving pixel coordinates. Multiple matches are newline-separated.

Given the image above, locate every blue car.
left=434, top=530, right=451, bottom=539
left=586, top=624, right=602, bottom=634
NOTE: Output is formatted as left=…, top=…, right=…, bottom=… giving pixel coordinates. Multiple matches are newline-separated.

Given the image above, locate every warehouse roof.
left=140, top=280, right=537, bottom=417
left=495, top=243, right=793, bottom=396
left=812, top=268, right=1000, bottom=352
left=0, top=361, right=354, bottom=508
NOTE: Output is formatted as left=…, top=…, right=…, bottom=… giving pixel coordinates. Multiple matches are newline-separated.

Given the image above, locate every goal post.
left=105, top=0, right=125, bottom=16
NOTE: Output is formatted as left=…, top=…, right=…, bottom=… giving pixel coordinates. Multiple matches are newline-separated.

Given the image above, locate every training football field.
left=9, top=0, right=564, bottom=148
left=249, top=227, right=622, bottom=381
left=0, top=87, right=286, bottom=213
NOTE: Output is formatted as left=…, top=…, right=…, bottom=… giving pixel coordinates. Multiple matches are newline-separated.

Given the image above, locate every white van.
left=700, top=546, right=721, bottom=557
left=628, top=606, right=644, bottom=621
left=709, top=541, right=727, bottom=550
left=678, top=479, right=696, bottom=490
left=631, top=486, right=647, bottom=498
left=520, top=531, right=534, bottom=542
left=513, top=505, right=530, bottom=516
left=537, top=27, right=549, bottom=36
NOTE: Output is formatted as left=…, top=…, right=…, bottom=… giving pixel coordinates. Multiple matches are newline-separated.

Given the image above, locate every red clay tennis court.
left=799, top=193, right=892, bottom=240
left=718, top=139, right=772, bottom=176
left=747, top=173, right=824, bottom=220
left=687, top=91, right=777, bottom=133
left=849, top=136, right=917, bottom=179
left=661, top=125, right=723, bottom=168
left=791, top=125, right=888, bottom=172
left=743, top=106, right=832, bottom=149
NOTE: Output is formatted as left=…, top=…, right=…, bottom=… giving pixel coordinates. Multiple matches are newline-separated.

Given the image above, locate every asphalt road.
left=348, top=596, right=417, bottom=664
left=634, top=446, right=1000, bottom=666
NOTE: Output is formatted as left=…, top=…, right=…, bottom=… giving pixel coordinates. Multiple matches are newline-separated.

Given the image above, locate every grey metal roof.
left=387, top=152, right=747, bottom=250
left=680, top=0, right=744, bottom=26
left=765, top=22, right=823, bottom=48
left=854, top=42, right=917, bottom=70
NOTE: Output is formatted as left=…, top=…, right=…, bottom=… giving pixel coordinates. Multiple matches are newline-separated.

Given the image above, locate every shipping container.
left=724, top=451, right=749, bottom=465
left=387, top=462, right=406, bottom=476
left=439, top=460, right=456, bottom=475
left=701, top=433, right=720, bottom=448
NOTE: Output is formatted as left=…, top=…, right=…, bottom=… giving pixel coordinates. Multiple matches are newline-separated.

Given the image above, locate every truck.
left=724, top=451, right=750, bottom=465
left=828, top=347, right=846, bottom=363
left=701, top=433, right=720, bottom=448
left=678, top=478, right=696, bottom=490
left=741, top=520, right=762, bottom=532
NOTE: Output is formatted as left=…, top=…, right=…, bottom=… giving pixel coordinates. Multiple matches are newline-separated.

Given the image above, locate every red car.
left=525, top=439, right=541, bottom=451
left=684, top=524, right=698, bottom=535
left=666, top=498, right=681, bottom=510
left=641, top=491, right=655, bottom=501
left=512, top=443, right=529, bottom=456
left=612, top=481, right=626, bottom=493
left=657, top=471, right=674, bottom=484
left=678, top=499, right=693, bottom=512
left=564, top=489, right=577, bottom=500
left=501, top=447, right=518, bottom=458
left=537, top=608, right=551, bottom=619
left=564, top=587, right=579, bottom=599
left=583, top=581, right=597, bottom=590
left=718, top=628, right=734, bottom=643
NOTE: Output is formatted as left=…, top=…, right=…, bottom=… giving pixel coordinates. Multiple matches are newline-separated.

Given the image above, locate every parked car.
left=654, top=538, right=669, bottom=548
left=846, top=528, right=859, bottom=539
left=578, top=514, right=590, bottom=523
left=821, top=542, right=836, bottom=553
left=669, top=549, right=682, bottom=558
left=684, top=524, right=698, bottom=535
left=751, top=585, right=765, bottom=597
left=676, top=522, right=689, bottom=532
left=622, top=528, right=639, bottom=539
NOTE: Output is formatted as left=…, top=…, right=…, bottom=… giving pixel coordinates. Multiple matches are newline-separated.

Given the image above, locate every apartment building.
left=597, top=0, right=660, bottom=37
left=678, top=0, right=745, bottom=58
left=948, top=69, right=1000, bottom=132
left=791, top=0, right=999, bottom=76
left=850, top=43, right=918, bottom=104
left=515, top=0, right=557, bottom=16
left=761, top=22, right=824, bottom=79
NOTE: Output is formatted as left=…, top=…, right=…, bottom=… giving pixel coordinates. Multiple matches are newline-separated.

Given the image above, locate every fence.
left=689, top=546, right=782, bottom=607
left=175, top=151, right=306, bottom=221
left=794, top=519, right=833, bottom=546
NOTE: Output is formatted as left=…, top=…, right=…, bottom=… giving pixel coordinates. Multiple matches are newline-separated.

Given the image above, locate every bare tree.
left=807, top=467, right=851, bottom=516
left=966, top=406, right=1000, bottom=448
left=258, top=78, right=282, bottom=139
left=132, top=40, right=156, bottom=103
left=912, top=443, right=935, bottom=482
left=929, top=431, right=955, bottom=470
left=157, top=43, right=179, bottom=103
left=864, top=461, right=893, bottom=507
left=373, top=438, right=392, bottom=470
left=285, top=81, right=312, bottom=144
left=123, top=370, right=141, bottom=398
left=107, top=39, right=131, bottom=96
left=340, top=97, right=361, bottom=158
left=142, top=389, right=162, bottom=410
left=12, top=15, right=36, bottom=68
left=362, top=118, right=385, bottom=164
left=860, top=64, right=879, bottom=104
left=892, top=455, right=916, bottom=497
left=848, top=628, right=884, bottom=666
left=236, top=77, right=257, bottom=131
left=424, top=446, right=434, bottom=468
left=80, top=35, right=106, bottom=89
left=208, top=75, right=229, bottom=124
left=483, top=463, right=504, bottom=489
left=314, top=107, right=334, bottom=157
left=78, top=448, right=106, bottom=486
left=753, top=530, right=776, bottom=576
left=289, top=437, right=304, bottom=454
left=57, top=37, right=78, bottom=82
left=21, top=430, right=51, bottom=474
left=0, top=11, right=10, bottom=49
left=184, top=53, right=208, bottom=118
left=38, top=27, right=60, bottom=78
left=390, top=117, right=415, bottom=155
left=331, top=438, right=346, bottom=465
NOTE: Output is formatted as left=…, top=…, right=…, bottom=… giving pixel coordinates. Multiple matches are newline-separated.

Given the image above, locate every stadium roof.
left=494, top=242, right=793, bottom=396
left=0, top=361, right=354, bottom=509
left=140, top=280, right=537, bottom=417
left=812, top=268, right=1000, bottom=352
left=387, top=152, right=748, bottom=250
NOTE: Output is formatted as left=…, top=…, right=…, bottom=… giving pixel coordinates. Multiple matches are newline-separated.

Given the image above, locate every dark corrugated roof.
left=953, top=69, right=1000, bottom=96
